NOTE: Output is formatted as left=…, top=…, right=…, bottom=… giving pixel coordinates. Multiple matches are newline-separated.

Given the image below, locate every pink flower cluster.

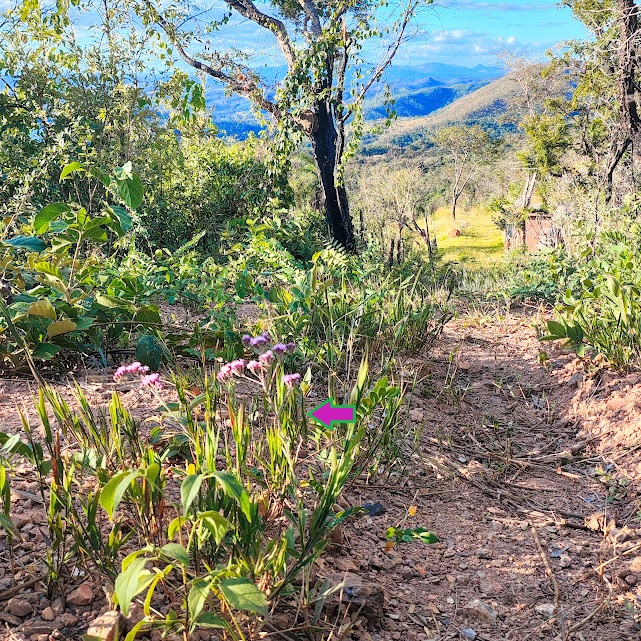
left=215, top=332, right=301, bottom=388
left=114, top=362, right=163, bottom=389
left=114, top=361, right=149, bottom=381
left=282, top=373, right=301, bottom=389
left=141, top=373, right=162, bottom=389
left=217, top=359, right=245, bottom=382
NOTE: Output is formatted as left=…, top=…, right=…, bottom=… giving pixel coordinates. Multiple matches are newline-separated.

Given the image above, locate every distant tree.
left=434, top=125, right=493, bottom=220
left=135, top=0, right=428, bottom=252
left=356, top=164, right=436, bottom=262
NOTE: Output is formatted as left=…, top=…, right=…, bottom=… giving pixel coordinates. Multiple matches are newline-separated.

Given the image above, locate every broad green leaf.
left=28, top=300, right=56, bottom=321
left=46, top=319, right=77, bottom=339
left=95, top=294, right=130, bottom=309
left=188, top=578, right=210, bottom=623
left=194, top=612, right=227, bottom=630
left=110, top=206, right=132, bottom=232
left=198, top=511, right=231, bottom=545
left=4, top=236, right=46, bottom=252
left=115, top=556, right=151, bottom=617
left=100, top=470, right=139, bottom=520
left=546, top=320, right=567, bottom=338
left=167, top=515, right=188, bottom=539
left=59, top=162, right=85, bottom=181
left=32, top=343, right=61, bottom=360
left=181, top=474, right=203, bottom=513
left=212, top=472, right=251, bottom=522
left=219, top=578, right=268, bottom=616
left=117, top=174, right=143, bottom=210
left=159, top=543, right=190, bottom=565
left=73, top=317, right=95, bottom=331
left=34, top=204, right=70, bottom=234
left=35, top=262, right=63, bottom=281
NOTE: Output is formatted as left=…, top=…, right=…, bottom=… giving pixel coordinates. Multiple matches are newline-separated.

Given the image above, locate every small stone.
left=363, top=501, right=386, bottom=517
left=50, top=598, right=64, bottom=616
left=387, top=613, right=400, bottom=620
left=400, top=566, right=414, bottom=580
left=446, top=597, right=455, bottom=604
left=41, top=607, right=56, bottom=621
left=625, top=574, right=638, bottom=586
left=328, top=572, right=385, bottom=628
left=460, top=628, right=477, bottom=640
left=559, top=554, right=571, bottom=569
left=85, top=611, right=123, bottom=641
left=67, top=582, right=94, bottom=606
left=335, top=558, right=359, bottom=573
left=60, top=613, right=78, bottom=627
left=463, top=599, right=498, bottom=626
left=477, top=549, right=492, bottom=560
left=534, top=603, right=555, bottom=618
left=409, top=409, right=424, bottom=422
left=12, top=514, right=31, bottom=529
left=7, top=597, right=33, bottom=617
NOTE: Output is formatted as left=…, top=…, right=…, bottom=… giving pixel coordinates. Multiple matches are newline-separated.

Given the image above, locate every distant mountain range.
left=209, top=62, right=504, bottom=138
left=361, top=73, right=525, bottom=155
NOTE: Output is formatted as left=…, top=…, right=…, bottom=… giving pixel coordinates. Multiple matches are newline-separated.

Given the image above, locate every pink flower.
left=241, top=334, right=252, bottom=347
left=259, top=350, right=274, bottom=366
left=247, top=360, right=262, bottom=374
left=282, top=373, right=301, bottom=388
left=217, top=363, right=232, bottom=382
left=229, top=359, right=245, bottom=374
left=114, top=361, right=150, bottom=382
left=141, top=373, right=162, bottom=389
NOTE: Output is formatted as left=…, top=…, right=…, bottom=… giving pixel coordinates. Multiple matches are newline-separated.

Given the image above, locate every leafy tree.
left=557, top=0, right=641, bottom=199
left=136, top=0, right=428, bottom=251
left=434, top=124, right=494, bottom=220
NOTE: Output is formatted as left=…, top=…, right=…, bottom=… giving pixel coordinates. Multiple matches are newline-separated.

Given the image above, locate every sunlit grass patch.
left=430, top=206, right=504, bottom=266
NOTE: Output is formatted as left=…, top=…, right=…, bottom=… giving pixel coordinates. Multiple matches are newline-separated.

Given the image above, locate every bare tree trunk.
left=388, top=238, right=395, bottom=267
left=311, top=101, right=355, bottom=251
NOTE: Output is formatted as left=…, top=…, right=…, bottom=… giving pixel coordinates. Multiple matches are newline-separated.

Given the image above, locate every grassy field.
left=427, top=205, right=505, bottom=266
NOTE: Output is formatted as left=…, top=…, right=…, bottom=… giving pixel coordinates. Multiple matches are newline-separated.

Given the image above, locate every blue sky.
left=194, top=0, right=588, bottom=71
left=1, top=0, right=588, bottom=71
left=402, top=0, right=588, bottom=66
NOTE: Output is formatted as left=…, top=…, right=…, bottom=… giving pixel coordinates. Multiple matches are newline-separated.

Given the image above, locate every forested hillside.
left=2, top=1, right=641, bottom=640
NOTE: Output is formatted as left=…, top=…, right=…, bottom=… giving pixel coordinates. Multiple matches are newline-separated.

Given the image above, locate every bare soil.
left=2, top=310, right=641, bottom=640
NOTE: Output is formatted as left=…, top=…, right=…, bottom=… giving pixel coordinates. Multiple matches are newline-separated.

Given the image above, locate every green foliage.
left=0, top=331, right=408, bottom=636
left=141, top=133, right=274, bottom=253
left=0, top=163, right=161, bottom=367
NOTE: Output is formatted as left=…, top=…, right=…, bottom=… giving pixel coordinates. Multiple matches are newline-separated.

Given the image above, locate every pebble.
left=460, top=628, right=477, bottom=640
left=463, top=599, right=498, bottom=625
left=534, top=603, right=555, bottom=618
left=477, top=549, right=492, bottom=559
left=67, top=582, right=94, bottom=606
left=41, top=607, right=56, bottom=621
left=60, top=613, right=78, bottom=627
left=559, top=554, right=572, bottom=568
left=7, top=597, right=33, bottom=617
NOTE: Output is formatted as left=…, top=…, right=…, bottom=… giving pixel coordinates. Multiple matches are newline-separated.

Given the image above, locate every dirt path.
left=2, top=311, right=641, bottom=640
left=333, top=311, right=641, bottom=641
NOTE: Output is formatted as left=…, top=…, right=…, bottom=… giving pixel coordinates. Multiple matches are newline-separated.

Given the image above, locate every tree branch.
left=342, top=0, right=418, bottom=122
left=146, top=2, right=282, bottom=119
left=226, top=0, right=296, bottom=70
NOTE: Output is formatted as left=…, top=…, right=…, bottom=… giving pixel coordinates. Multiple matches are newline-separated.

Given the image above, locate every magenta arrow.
left=308, top=398, right=356, bottom=430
